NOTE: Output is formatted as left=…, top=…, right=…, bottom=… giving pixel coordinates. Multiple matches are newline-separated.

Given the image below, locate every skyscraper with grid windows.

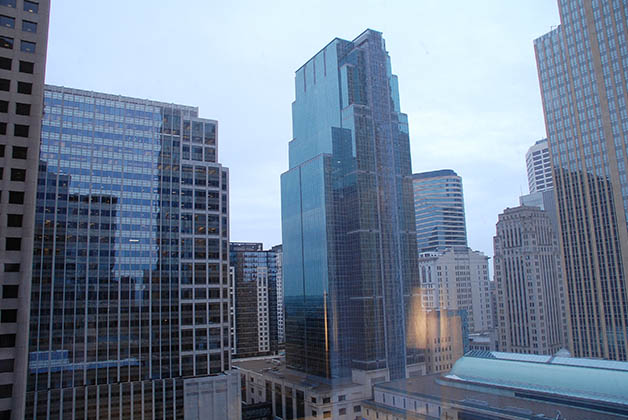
left=281, top=29, right=421, bottom=381
left=0, top=1, right=49, bottom=419
left=26, top=85, right=239, bottom=419
left=412, top=169, right=468, bottom=253
left=535, top=0, right=628, bottom=361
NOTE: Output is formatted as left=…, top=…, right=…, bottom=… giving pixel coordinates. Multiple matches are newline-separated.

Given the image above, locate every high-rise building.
left=493, top=206, right=566, bottom=355
left=535, top=0, right=628, bottom=360
left=230, top=242, right=279, bottom=358
left=525, top=139, right=553, bottom=193
left=0, top=1, right=49, bottom=419
left=413, top=169, right=467, bottom=253
left=271, top=244, right=284, bottom=343
left=417, top=247, right=492, bottom=334
left=280, top=29, right=419, bottom=380
left=26, top=85, right=239, bottom=419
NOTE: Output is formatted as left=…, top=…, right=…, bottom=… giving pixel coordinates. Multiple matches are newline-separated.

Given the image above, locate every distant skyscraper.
left=0, top=1, right=50, bottom=419
left=26, top=86, right=238, bottom=419
left=271, top=244, right=284, bottom=343
left=281, top=29, right=419, bottom=380
left=494, top=206, right=566, bottom=355
left=535, top=0, right=628, bottom=360
left=417, top=247, right=492, bottom=334
left=230, top=242, right=279, bottom=358
left=413, top=170, right=467, bottom=253
left=525, top=139, right=553, bottom=193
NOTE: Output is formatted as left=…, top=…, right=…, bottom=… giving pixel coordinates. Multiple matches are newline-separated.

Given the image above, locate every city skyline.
left=44, top=1, right=560, bottom=259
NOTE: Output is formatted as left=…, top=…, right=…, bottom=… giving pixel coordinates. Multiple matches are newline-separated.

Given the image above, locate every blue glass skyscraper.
left=26, top=86, right=237, bottom=419
left=281, top=29, right=419, bottom=380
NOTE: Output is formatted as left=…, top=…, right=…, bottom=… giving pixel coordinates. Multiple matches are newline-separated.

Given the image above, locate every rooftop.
left=233, top=356, right=362, bottom=394
left=413, top=169, right=458, bottom=180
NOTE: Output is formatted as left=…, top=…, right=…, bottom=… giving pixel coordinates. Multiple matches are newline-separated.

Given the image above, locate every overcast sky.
left=46, top=0, right=560, bottom=259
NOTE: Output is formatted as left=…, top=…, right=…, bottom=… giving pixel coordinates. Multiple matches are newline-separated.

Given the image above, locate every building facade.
left=0, top=1, right=49, bottom=419
left=230, top=242, right=279, bottom=358
left=405, top=309, right=466, bottom=375
left=412, top=169, right=467, bottom=253
left=417, top=247, right=493, bottom=334
left=26, top=86, right=236, bottom=419
left=271, top=244, right=284, bottom=344
left=280, top=29, right=419, bottom=380
left=494, top=206, right=566, bottom=355
left=535, top=0, right=628, bottom=360
left=526, top=139, right=553, bottom=193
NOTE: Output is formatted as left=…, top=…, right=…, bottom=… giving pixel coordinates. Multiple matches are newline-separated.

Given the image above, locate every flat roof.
left=233, top=357, right=362, bottom=394
left=374, top=374, right=626, bottom=420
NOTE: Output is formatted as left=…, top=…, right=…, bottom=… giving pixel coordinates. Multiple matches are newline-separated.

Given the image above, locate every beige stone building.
left=0, top=1, right=49, bottom=418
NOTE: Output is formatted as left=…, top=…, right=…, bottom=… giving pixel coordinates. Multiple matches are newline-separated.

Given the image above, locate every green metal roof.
left=448, top=352, right=628, bottom=406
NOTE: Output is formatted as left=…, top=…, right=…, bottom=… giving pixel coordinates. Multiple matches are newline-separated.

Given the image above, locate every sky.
left=45, top=0, right=560, bottom=260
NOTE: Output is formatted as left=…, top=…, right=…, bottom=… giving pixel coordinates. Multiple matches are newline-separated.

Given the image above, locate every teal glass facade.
left=281, top=29, right=419, bottom=380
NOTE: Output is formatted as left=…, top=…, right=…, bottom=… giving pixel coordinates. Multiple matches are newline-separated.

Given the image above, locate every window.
left=354, top=405, right=361, bottom=412
left=0, top=78, right=8, bottom=90
left=0, top=122, right=6, bottom=134
left=0, top=36, right=12, bottom=49
left=0, top=144, right=3, bottom=156
left=7, top=214, right=23, bottom=227
left=0, top=15, right=13, bottom=29
left=8, top=191, right=23, bottom=204
left=5, top=237, right=20, bottom=250
left=0, top=56, right=10, bottom=69
left=0, top=384, right=11, bottom=398
left=17, top=81, right=31, bottom=94
left=0, top=359, right=13, bottom=373
left=323, top=412, right=331, bottom=419
left=3, top=263, right=18, bottom=272
left=11, top=146, right=26, bottom=159
left=339, top=408, right=346, bottom=415
left=0, top=100, right=7, bottom=113
left=13, top=124, right=28, bottom=137
left=2, top=286, right=17, bottom=299
left=0, top=310, right=16, bottom=323
left=20, top=40, right=35, bottom=53
left=10, top=168, right=25, bottom=181
left=15, top=103, right=29, bottom=115
left=23, top=1, right=37, bottom=13
left=0, top=0, right=16, bottom=7
left=18, top=60, right=33, bottom=73
left=21, top=20, right=36, bottom=33
left=338, top=395, right=346, bottom=401
left=0, top=334, right=15, bottom=347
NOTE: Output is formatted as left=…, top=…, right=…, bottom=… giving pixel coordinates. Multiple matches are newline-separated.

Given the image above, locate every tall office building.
left=281, top=29, right=419, bottom=380
left=525, top=139, right=553, bottom=193
left=230, top=242, right=278, bottom=358
left=413, top=170, right=467, bottom=253
left=0, top=1, right=49, bottom=419
left=494, top=206, right=566, bottom=355
left=271, top=244, right=284, bottom=343
left=26, top=86, right=239, bottom=419
left=417, top=247, right=493, bottom=334
left=535, top=0, right=628, bottom=360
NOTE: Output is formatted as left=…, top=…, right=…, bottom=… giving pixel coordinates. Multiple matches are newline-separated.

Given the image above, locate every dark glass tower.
left=535, top=0, right=628, bottom=360
left=229, top=242, right=279, bottom=358
left=26, top=86, right=234, bottom=419
left=281, top=29, right=419, bottom=380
